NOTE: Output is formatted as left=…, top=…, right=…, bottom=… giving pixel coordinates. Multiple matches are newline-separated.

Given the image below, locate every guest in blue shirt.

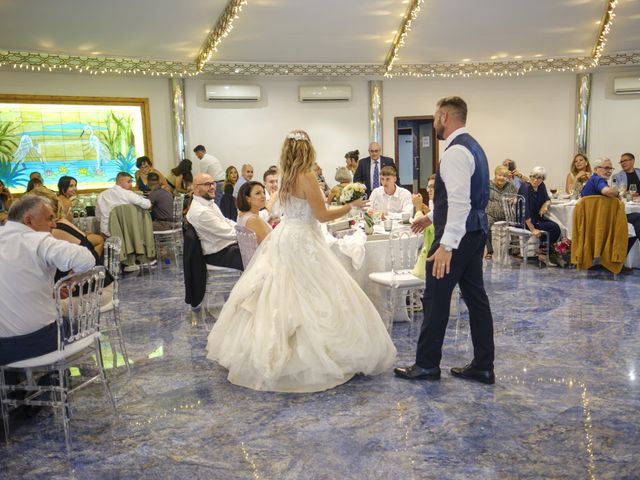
left=518, top=166, right=561, bottom=247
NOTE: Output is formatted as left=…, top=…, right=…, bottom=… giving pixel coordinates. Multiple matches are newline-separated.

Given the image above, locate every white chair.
left=235, top=225, right=258, bottom=268
left=101, top=237, right=131, bottom=374
left=369, top=230, right=424, bottom=333
left=501, top=193, right=548, bottom=269
left=0, top=267, right=116, bottom=453
left=153, top=194, right=185, bottom=270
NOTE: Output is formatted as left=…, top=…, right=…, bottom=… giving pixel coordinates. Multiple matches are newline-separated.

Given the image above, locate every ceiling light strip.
left=384, top=0, right=424, bottom=76
left=196, top=0, right=248, bottom=72
left=591, top=0, right=618, bottom=66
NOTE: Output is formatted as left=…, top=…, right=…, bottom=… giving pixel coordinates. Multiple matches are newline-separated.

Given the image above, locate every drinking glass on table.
left=549, top=186, right=558, bottom=199
left=629, top=184, right=637, bottom=196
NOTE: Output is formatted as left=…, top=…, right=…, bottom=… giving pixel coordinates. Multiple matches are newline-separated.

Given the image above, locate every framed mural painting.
left=0, top=94, right=152, bottom=192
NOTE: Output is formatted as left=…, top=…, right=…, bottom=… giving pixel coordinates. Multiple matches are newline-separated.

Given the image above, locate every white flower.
left=339, top=182, right=366, bottom=204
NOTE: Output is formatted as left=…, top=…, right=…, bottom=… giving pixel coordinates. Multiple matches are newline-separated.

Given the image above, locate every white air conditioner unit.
left=205, top=84, right=261, bottom=101
left=298, top=85, right=352, bottom=102
left=614, top=77, right=640, bottom=95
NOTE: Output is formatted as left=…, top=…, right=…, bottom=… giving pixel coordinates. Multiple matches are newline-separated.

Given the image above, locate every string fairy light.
left=591, top=0, right=618, bottom=66
left=384, top=0, right=424, bottom=76
left=196, top=0, right=248, bottom=71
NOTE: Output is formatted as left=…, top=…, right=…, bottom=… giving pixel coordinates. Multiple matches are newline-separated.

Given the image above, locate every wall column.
left=368, top=80, right=383, bottom=148
left=575, top=73, right=592, bottom=155
left=170, top=78, right=187, bottom=164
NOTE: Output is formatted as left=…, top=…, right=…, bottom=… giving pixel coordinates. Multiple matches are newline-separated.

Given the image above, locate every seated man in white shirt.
left=0, top=195, right=95, bottom=366
left=95, top=172, right=152, bottom=236
left=262, top=167, right=281, bottom=224
left=368, top=166, right=413, bottom=217
left=186, top=173, right=244, bottom=271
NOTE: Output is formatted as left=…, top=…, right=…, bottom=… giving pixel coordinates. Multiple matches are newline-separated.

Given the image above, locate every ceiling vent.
left=205, top=84, right=261, bottom=101
left=298, top=85, right=352, bottom=102
left=613, top=77, right=640, bottom=95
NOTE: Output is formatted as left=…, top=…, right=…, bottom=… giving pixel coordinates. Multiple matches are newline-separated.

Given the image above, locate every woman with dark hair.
left=236, top=181, right=271, bottom=245
left=169, top=159, right=193, bottom=194
left=344, top=149, right=359, bottom=177
left=26, top=177, right=43, bottom=193
left=0, top=179, right=13, bottom=224
left=57, top=175, right=77, bottom=221
left=135, top=156, right=168, bottom=193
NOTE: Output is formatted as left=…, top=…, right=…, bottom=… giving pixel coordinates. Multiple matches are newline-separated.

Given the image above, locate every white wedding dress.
left=206, top=196, right=396, bottom=393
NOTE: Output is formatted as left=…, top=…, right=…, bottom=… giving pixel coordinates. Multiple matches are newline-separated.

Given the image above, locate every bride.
left=206, top=129, right=396, bottom=393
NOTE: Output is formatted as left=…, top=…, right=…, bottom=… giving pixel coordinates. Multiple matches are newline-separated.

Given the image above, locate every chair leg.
left=112, top=308, right=131, bottom=374
left=520, top=236, right=527, bottom=271
left=95, top=338, right=117, bottom=416
left=58, top=366, right=72, bottom=454
left=0, top=370, right=10, bottom=444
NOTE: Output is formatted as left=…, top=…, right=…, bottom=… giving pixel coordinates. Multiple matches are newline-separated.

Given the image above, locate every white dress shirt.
left=0, top=221, right=96, bottom=337
left=439, top=127, right=475, bottom=250
left=96, top=185, right=151, bottom=236
left=186, top=195, right=237, bottom=255
left=199, top=153, right=225, bottom=182
left=369, top=185, right=413, bottom=216
left=232, top=176, right=249, bottom=197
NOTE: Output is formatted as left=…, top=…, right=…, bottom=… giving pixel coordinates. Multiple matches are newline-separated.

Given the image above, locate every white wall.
left=184, top=76, right=369, bottom=184
left=0, top=70, right=174, bottom=174
left=589, top=67, right=640, bottom=163
left=383, top=74, right=577, bottom=189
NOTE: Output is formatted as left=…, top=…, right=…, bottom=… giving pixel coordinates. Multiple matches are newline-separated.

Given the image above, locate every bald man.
left=353, top=142, right=397, bottom=197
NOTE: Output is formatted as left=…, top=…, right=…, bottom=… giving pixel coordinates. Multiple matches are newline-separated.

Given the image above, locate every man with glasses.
left=582, top=157, right=639, bottom=257
left=186, top=173, right=243, bottom=271
left=353, top=142, right=396, bottom=197
left=612, top=153, right=640, bottom=197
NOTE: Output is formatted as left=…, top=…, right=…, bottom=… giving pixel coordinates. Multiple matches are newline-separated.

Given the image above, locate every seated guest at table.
left=327, top=166, right=352, bottom=204
left=168, top=159, right=193, bottom=195
left=25, top=176, right=43, bottom=193
left=0, top=195, right=95, bottom=366
left=237, top=181, right=272, bottom=245
left=262, top=168, right=281, bottom=223
left=518, top=166, right=561, bottom=250
left=354, top=142, right=396, bottom=197
left=313, top=162, right=330, bottom=198
left=369, top=166, right=413, bottom=217
left=345, top=149, right=359, bottom=177
left=224, top=166, right=239, bottom=190
left=0, top=179, right=13, bottom=224
left=220, top=183, right=238, bottom=221
left=135, top=156, right=168, bottom=193
left=613, top=152, right=640, bottom=196
left=565, top=153, right=592, bottom=195
left=96, top=172, right=152, bottom=236
left=186, top=173, right=243, bottom=271
left=147, top=172, right=175, bottom=231
left=485, top=165, right=518, bottom=259
left=503, top=159, right=528, bottom=190
left=57, top=175, right=78, bottom=221
left=411, top=175, right=436, bottom=279
left=582, top=157, right=639, bottom=253
left=233, top=164, right=255, bottom=198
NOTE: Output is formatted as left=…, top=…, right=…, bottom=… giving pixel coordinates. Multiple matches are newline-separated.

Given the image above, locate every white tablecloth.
left=549, top=201, right=640, bottom=268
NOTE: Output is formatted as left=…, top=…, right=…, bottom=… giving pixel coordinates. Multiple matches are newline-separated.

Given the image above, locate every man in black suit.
left=353, top=142, right=396, bottom=197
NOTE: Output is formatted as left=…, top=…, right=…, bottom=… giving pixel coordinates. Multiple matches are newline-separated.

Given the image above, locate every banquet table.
left=549, top=199, right=640, bottom=268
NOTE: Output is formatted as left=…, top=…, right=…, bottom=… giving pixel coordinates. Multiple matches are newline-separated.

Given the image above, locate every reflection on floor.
left=1, top=263, right=639, bottom=479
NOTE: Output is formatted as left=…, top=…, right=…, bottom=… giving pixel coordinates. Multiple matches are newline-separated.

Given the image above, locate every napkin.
left=337, top=230, right=367, bottom=270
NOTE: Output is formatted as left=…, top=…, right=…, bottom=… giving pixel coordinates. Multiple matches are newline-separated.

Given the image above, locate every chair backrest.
left=389, top=230, right=422, bottom=273
left=183, top=224, right=207, bottom=307
left=54, top=266, right=106, bottom=348
left=172, top=194, right=185, bottom=226
left=235, top=225, right=258, bottom=268
left=501, top=193, right=526, bottom=228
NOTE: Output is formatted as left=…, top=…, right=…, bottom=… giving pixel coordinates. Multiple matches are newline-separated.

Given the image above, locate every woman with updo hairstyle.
left=205, top=129, right=396, bottom=394
left=235, top=181, right=271, bottom=245
left=344, top=149, right=359, bottom=176
left=565, top=153, right=592, bottom=195
left=135, top=156, right=168, bottom=193
left=327, top=166, right=352, bottom=204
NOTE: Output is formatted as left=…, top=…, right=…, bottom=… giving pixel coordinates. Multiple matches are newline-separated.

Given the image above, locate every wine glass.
left=549, top=186, right=558, bottom=199
left=629, top=184, right=637, bottom=198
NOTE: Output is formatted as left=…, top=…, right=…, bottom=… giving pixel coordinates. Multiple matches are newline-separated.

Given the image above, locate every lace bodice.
left=282, top=196, right=317, bottom=225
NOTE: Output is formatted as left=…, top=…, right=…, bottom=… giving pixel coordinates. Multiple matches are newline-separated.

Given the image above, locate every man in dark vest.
left=394, top=96, right=495, bottom=384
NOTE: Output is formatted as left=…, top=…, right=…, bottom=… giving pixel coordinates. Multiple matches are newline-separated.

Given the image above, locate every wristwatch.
left=441, top=243, right=453, bottom=252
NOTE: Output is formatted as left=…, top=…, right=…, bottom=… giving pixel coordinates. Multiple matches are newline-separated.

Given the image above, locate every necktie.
left=372, top=160, right=380, bottom=189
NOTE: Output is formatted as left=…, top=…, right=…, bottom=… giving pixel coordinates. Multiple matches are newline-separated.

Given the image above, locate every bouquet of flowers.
left=339, top=182, right=366, bottom=205
left=553, top=238, right=572, bottom=267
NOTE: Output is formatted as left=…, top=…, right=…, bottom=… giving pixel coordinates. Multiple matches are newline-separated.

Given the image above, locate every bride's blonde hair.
left=279, top=129, right=316, bottom=202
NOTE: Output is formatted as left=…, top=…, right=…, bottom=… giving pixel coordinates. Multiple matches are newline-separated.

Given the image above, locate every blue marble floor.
left=1, top=263, right=639, bottom=479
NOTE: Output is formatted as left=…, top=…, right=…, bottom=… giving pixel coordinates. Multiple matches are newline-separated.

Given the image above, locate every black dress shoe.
left=450, top=363, right=495, bottom=385
left=394, top=364, right=441, bottom=380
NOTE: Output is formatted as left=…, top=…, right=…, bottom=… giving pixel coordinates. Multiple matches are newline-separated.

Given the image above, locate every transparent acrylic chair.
left=153, top=194, right=185, bottom=270
left=235, top=225, right=258, bottom=268
left=501, top=193, right=548, bottom=269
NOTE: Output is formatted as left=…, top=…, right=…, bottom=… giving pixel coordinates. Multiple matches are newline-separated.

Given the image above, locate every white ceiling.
left=0, top=0, right=639, bottom=69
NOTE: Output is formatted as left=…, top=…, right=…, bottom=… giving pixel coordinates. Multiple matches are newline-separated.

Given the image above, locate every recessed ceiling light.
left=534, top=54, right=543, bottom=57
left=490, top=55, right=498, bottom=60
left=461, top=58, right=471, bottom=62
left=514, top=55, right=522, bottom=59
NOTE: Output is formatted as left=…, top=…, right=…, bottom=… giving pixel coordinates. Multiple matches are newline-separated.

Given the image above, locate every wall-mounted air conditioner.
left=614, top=77, right=640, bottom=95
left=298, top=85, right=352, bottom=102
left=205, top=84, right=261, bottom=101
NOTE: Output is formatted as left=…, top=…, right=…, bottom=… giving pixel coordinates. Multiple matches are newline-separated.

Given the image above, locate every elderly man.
left=95, top=172, right=151, bottom=236
left=186, top=173, right=243, bottom=271
left=582, top=157, right=639, bottom=254
left=612, top=152, right=640, bottom=195
left=368, top=165, right=413, bottom=217
left=0, top=196, right=95, bottom=365
left=232, top=164, right=255, bottom=198
left=193, top=145, right=225, bottom=205
left=353, top=142, right=396, bottom=197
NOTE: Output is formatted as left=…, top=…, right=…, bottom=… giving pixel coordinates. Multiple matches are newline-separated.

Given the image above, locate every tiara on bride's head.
left=286, top=130, right=308, bottom=142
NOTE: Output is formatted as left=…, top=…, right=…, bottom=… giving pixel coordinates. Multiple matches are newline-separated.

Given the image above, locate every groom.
left=394, top=96, right=495, bottom=385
